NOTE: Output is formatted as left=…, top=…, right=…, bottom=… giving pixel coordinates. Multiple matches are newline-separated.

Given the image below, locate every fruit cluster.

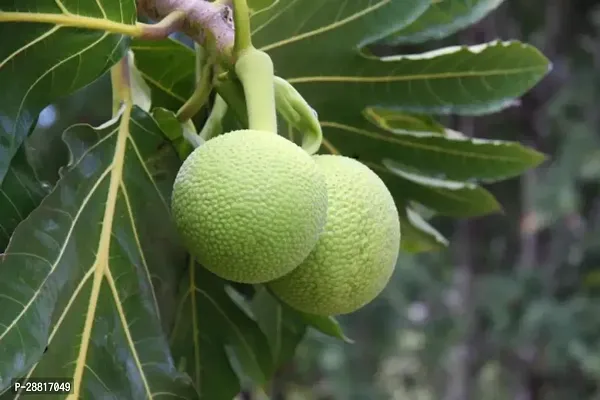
left=171, top=129, right=401, bottom=316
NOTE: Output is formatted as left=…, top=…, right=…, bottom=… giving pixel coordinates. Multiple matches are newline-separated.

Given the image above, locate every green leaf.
left=0, top=106, right=197, bottom=397
left=0, top=145, right=50, bottom=251
left=0, top=0, right=136, bottom=184
left=385, top=0, right=505, bottom=44
left=133, top=44, right=546, bottom=183
left=321, top=122, right=546, bottom=182
left=377, top=161, right=502, bottom=217
left=299, top=313, right=354, bottom=344
left=285, top=40, right=550, bottom=116
left=170, top=265, right=274, bottom=395
left=252, top=0, right=549, bottom=115
left=398, top=206, right=448, bottom=253
left=251, top=288, right=308, bottom=368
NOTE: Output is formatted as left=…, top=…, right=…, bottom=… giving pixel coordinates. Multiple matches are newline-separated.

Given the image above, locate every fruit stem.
left=231, top=0, right=277, bottom=133
left=235, top=48, right=278, bottom=134
left=232, top=0, right=253, bottom=58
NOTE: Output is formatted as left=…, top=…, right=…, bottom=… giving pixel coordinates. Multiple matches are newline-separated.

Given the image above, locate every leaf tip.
left=529, top=149, right=550, bottom=168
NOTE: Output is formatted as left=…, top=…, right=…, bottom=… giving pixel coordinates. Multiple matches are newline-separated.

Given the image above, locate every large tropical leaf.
left=249, top=1, right=549, bottom=183
left=385, top=0, right=505, bottom=44
left=131, top=1, right=550, bottom=249
left=0, top=0, right=136, bottom=184
left=252, top=3, right=548, bottom=116
left=0, top=105, right=197, bottom=398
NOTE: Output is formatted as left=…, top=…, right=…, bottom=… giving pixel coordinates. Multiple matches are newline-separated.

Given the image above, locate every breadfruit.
left=171, top=129, right=328, bottom=283
left=268, top=155, right=400, bottom=315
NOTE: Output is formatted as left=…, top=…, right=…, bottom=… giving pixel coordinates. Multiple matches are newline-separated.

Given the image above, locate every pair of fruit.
left=171, top=128, right=401, bottom=316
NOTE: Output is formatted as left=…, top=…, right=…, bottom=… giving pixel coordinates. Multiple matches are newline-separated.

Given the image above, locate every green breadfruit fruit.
left=268, top=155, right=401, bottom=316
left=171, top=129, right=328, bottom=283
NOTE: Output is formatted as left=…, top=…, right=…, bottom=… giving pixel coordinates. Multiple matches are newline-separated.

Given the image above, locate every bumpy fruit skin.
left=171, top=129, right=328, bottom=284
left=268, top=155, right=401, bottom=316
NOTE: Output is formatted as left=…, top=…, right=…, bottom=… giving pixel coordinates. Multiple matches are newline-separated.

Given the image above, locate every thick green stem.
left=232, top=0, right=253, bottom=57
left=234, top=49, right=277, bottom=133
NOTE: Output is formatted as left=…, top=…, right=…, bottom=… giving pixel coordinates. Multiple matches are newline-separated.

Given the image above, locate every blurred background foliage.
left=24, top=0, right=600, bottom=398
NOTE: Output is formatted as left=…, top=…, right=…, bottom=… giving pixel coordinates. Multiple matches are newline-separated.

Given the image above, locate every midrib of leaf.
left=256, top=0, right=390, bottom=52
left=68, top=103, right=150, bottom=398
left=286, top=65, right=546, bottom=83
left=0, top=159, right=112, bottom=345
left=0, top=0, right=140, bottom=37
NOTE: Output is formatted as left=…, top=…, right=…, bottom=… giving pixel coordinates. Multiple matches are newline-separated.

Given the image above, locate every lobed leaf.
left=131, top=1, right=551, bottom=255
left=0, top=0, right=136, bottom=184
left=284, top=40, right=551, bottom=117
left=385, top=0, right=506, bottom=44
left=0, top=106, right=196, bottom=398
left=321, top=121, right=546, bottom=182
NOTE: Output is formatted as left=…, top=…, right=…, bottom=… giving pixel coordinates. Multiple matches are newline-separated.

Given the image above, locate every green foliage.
left=0, top=0, right=551, bottom=398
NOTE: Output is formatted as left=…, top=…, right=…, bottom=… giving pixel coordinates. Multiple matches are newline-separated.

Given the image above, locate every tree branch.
left=136, top=0, right=235, bottom=63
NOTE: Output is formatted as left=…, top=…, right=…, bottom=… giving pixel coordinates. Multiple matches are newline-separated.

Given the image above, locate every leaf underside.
left=0, top=106, right=196, bottom=398
left=0, top=0, right=136, bottom=185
